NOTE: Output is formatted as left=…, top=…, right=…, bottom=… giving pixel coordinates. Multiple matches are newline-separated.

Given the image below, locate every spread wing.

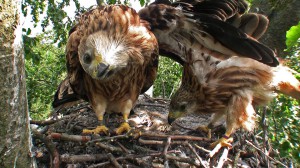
left=138, top=0, right=278, bottom=66
left=169, top=49, right=300, bottom=154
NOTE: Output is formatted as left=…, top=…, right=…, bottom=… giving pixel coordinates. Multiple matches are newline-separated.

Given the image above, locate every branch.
left=61, top=154, right=108, bottom=163
left=246, top=140, right=287, bottom=168
left=216, top=148, right=229, bottom=168
left=32, top=129, right=60, bottom=168
left=50, top=133, right=91, bottom=142
left=30, top=113, right=80, bottom=126
left=140, top=132, right=213, bottom=141
left=185, top=142, right=208, bottom=168
left=107, top=153, right=122, bottom=168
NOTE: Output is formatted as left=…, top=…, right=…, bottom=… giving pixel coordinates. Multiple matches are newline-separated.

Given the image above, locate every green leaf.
left=26, top=28, right=32, bottom=35
left=139, top=0, right=145, bottom=6
left=286, top=21, right=300, bottom=51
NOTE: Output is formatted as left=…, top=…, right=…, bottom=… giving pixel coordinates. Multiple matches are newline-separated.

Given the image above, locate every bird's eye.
left=179, top=104, right=187, bottom=111
left=83, top=53, right=92, bottom=64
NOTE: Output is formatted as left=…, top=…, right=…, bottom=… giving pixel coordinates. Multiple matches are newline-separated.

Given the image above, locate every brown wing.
left=139, top=0, right=278, bottom=66
left=52, top=24, right=88, bottom=108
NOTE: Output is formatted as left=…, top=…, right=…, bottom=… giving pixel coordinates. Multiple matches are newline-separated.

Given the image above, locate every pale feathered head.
left=75, top=5, right=158, bottom=80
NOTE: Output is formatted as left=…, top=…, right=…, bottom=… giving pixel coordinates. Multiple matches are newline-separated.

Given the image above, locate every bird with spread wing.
left=53, top=5, right=159, bottom=135
left=168, top=50, right=300, bottom=156
left=140, top=0, right=300, bottom=155
left=53, top=0, right=287, bottom=137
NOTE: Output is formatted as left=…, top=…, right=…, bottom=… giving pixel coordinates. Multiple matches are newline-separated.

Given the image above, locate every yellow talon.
left=210, top=137, right=233, bottom=148
left=209, top=137, right=233, bottom=157
left=115, top=122, right=131, bottom=135
left=82, top=125, right=109, bottom=135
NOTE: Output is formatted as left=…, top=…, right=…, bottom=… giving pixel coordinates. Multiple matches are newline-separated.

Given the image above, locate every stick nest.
left=31, top=95, right=288, bottom=168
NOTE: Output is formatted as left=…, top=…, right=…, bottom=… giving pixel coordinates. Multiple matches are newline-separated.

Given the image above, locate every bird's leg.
left=115, top=100, right=132, bottom=135
left=209, top=112, right=236, bottom=157
left=82, top=103, right=109, bottom=135
left=115, top=113, right=131, bottom=135
left=197, top=113, right=224, bottom=139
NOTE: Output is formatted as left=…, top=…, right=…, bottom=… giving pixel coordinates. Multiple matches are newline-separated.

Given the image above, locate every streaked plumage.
left=168, top=49, right=300, bottom=154
left=53, top=0, right=283, bottom=137
left=139, top=0, right=278, bottom=66
left=53, top=5, right=158, bottom=134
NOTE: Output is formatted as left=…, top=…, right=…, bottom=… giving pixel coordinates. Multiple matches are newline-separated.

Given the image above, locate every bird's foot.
left=209, top=136, right=233, bottom=157
left=115, top=122, right=131, bottom=135
left=197, top=126, right=212, bottom=139
left=82, top=125, right=109, bottom=135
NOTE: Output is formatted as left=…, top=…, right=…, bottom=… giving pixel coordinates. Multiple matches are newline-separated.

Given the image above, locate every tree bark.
left=0, top=0, right=36, bottom=167
left=250, top=0, right=300, bottom=58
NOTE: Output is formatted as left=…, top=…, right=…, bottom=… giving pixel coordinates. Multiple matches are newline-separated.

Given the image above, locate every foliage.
left=286, top=22, right=300, bottom=51
left=266, top=31, right=300, bottom=165
left=266, top=95, right=300, bottom=164
left=21, top=0, right=300, bottom=165
left=24, top=33, right=66, bottom=119
left=153, top=57, right=182, bottom=98
left=22, top=0, right=88, bottom=47
left=21, top=0, right=150, bottom=47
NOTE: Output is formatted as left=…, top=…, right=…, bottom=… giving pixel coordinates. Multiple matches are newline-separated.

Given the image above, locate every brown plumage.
left=53, top=0, right=280, bottom=136
left=139, top=0, right=278, bottom=66
left=53, top=5, right=158, bottom=135
left=168, top=50, right=300, bottom=155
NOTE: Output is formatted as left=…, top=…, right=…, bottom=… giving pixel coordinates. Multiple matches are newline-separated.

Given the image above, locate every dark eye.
left=179, top=104, right=187, bottom=111
left=83, top=53, right=92, bottom=64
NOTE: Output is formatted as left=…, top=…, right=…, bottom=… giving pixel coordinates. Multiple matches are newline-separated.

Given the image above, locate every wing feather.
left=139, top=0, right=279, bottom=66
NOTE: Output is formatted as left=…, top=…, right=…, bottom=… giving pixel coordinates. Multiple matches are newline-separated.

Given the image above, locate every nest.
left=31, top=95, right=288, bottom=168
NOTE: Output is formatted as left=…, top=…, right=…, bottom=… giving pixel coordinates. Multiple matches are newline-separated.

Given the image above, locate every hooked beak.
left=97, top=63, right=110, bottom=78
left=168, top=111, right=182, bottom=124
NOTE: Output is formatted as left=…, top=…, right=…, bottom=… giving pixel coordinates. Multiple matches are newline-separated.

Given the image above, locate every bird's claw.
left=209, top=137, right=233, bottom=157
left=82, top=125, right=109, bottom=135
left=197, top=126, right=212, bottom=139
left=115, top=122, right=131, bottom=135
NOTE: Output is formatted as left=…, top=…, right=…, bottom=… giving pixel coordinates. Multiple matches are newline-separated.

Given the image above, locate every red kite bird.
left=53, top=5, right=159, bottom=135
left=53, top=0, right=281, bottom=136
left=168, top=50, right=300, bottom=156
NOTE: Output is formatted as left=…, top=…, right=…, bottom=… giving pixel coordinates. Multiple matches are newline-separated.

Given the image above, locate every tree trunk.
left=0, top=0, right=36, bottom=167
left=250, top=0, right=300, bottom=58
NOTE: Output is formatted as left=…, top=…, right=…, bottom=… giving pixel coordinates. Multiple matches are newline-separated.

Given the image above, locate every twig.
left=87, top=132, right=131, bottom=144
left=135, top=102, right=167, bottom=108
left=95, top=142, right=123, bottom=154
left=61, top=154, right=108, bottom=163
left=163, top=137, right=171, bottom=168
left=107, top=153, right=122, bottom=168
left=216, top=148, right=229, bottom=168
left=185, top=142, right=208, bottom=168
left=233, top=149, right=241, bottom=167
left=30, top=113, right=80, bottom=126
left=194, top=143, right=211, bottom=153
left=141, top=132, right=213, bottom=141
left=50, top=133, right=91, bottom=142
left=246, top=140, right=288, bottom=168
left=32, top=129, right=60, bottom=168
left=261, top=107, right=270, bottom=167
left=116, top=141, right=130, bottom=154
left=138, top=138, right=195, bottom=146
left=166, top=155, right=200, bottom=167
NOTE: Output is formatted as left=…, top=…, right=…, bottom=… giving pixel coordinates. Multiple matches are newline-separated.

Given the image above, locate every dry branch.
left=50, top=133, right=91, bottom=142
left=246, top=140, right=287, bottom=168
left=61, top=154, right=108, bottom=163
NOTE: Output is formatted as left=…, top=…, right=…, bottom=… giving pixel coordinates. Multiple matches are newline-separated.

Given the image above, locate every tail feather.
left=272, top=66, right=300, bottom=99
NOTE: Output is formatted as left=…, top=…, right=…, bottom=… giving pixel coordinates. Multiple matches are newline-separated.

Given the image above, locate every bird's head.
left=168, top=87, right=197, bottom=124
left=78, top=31, right=132, bottom=80
left=76, top=5, right=157, bottom=80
